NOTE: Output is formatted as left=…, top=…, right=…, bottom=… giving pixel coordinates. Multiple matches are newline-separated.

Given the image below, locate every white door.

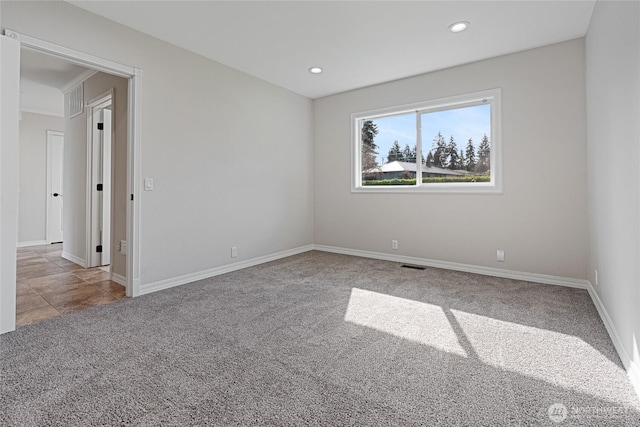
left=88, top=98, right=112, bottom=267
left=46, top=131, right=64, bottom=243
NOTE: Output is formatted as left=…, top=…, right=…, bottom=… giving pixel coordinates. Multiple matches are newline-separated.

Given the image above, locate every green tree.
left=387, top=140, right=403, bottom=162
left=447, top=136, right=460, bottom=170
left=459, top=149, right=466, bottom=171
left=432, top=132, right=447, bottom=168
left=425, top=151, right=434, bottom=168
left=361, top=120, right=379, bottom=171
left=476, top=134, right=491, bottom=173
left=465, top=138, right=476, bottom=172
left=401, top=144, right=417, bottom=163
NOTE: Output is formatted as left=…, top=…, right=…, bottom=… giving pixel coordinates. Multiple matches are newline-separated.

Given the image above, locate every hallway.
left=16, top=244, right=126, bottom=326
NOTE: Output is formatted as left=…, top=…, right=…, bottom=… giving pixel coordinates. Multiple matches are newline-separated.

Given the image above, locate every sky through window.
left=371, top=104, right=491, bottom=165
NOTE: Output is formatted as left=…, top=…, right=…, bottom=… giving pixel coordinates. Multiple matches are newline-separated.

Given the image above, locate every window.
left=352, top=88, right=502, bottom=193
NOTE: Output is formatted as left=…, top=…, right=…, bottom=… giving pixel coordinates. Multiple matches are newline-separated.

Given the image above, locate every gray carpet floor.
left=1, top=251, right=639, bottom=426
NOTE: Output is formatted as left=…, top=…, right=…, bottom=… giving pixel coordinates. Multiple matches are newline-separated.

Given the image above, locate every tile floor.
left=16, top=244, right=126, bottom=326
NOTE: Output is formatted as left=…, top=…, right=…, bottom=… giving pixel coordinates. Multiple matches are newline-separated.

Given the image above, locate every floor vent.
left=401, top=264, right=426, bottom=270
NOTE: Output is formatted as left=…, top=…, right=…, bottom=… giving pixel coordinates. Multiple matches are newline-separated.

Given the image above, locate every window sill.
left=351, top=182, right=503, bottom=195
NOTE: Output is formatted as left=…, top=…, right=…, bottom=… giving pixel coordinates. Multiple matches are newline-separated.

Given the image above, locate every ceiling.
left=19, top=49, right=94, bottom=116
left=21, top=49, right=91, bottom=90
left=65, top=0, right=596, bottom=99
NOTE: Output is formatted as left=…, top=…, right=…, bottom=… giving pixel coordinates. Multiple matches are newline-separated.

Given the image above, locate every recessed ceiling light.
left=449, top=21, right=469, bottom=33
left=309, top=67, right=323, bottom=74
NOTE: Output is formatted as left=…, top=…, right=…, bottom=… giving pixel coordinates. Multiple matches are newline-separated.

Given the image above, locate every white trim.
left=141, top=243, right=587, bottom=297
left=127, top=69, right=143, bottom=297
left=312, top=244, right=588, bottom=289
left=111, top=272, right=127, bottom=287
left=629, top=360, right=640, bottom=402
left=61, top=69, right=98, bottom=94
left=0, top=35, right=21, bottom=334
left=4, top=30, right=134, bottom=78
left=3, top=29, right=143, bottom=304
left=61, top=250, right=86, bottom=268
left=17, top=240, right=48, bottom=248
left=19, top=107, right=64, bottom=117
left=586, top=281, right=640, bottom=399
left=140, top=245, right=313, bottom=295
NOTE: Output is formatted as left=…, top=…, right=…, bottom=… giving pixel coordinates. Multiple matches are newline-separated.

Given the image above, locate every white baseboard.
left=140, top=245, right=314, bottom=295
left=312, top=245, right=588, bottom=289
left=140, top=243, right=586, bottom=297
left=17, top=240, right=47, bottom=248
left=111, top=272, right=127, bottom=287
left=586, top=281, right=640, bottom=399
left=629, top=360, right=640, bottom=402
left=61, top=251, right=86, bottom=268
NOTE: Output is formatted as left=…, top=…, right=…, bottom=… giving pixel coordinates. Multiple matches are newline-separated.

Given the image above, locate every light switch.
left=144, top=178, right=154, bottom=191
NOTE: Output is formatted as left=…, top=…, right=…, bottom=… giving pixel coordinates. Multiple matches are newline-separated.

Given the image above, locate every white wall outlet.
left=594, top=269, right=598, bottom=286
left=120, top=240, right=128, bottom=255
left=231, top=246, right=238, bottom=258
left=496, top=249, right=505, bottom=262
left=392, top=240, right=398, bottom=250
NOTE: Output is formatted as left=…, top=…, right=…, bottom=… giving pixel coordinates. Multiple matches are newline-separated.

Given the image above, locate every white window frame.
left=351, top=88, right=502, bottom=194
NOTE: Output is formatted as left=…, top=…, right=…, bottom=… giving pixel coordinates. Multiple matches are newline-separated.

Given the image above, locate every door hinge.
left=97, top=122, right=104, bottom=130
left=96, top=245, right=103, bottom=253
left=97, top=184, right=103, bottom=191
left=131, top=194, right=134, bottom=201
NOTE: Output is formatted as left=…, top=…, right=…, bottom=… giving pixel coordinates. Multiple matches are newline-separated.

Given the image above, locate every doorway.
left=1, top=30, right=142, bottom=334
left=17, top=68, right=121, bottom=325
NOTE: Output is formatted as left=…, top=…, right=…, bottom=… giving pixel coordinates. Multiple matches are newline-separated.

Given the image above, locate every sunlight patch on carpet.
left=344, top=286, right=629, bottom=404
left=344, top=287, right=467, bottom=357
left=450, top=309, right=630, bottom=402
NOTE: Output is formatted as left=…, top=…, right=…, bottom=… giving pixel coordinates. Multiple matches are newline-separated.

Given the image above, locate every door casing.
left=0, top=35, right=21, bottom=334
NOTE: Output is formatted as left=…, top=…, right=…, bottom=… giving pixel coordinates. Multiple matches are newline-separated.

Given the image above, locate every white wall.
left=20, top=78, right=64, bottom=117
left=62, top=72, right=127, bottom=278
left=586, top=0, right=640, bottom=391
left=1, top=1, right=313, bottom=287
left=17, top=112, right=64, bottom=244
left=314, top=39, right=588, bottom=280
